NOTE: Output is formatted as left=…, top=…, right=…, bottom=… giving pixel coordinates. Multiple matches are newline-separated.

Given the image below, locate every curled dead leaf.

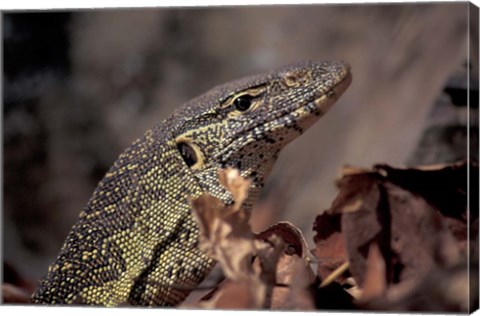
left=190, top=168, right=284, bottom=309
left=315, top=161, right=477, bottom=312
left=218, top=168, right=251, bottom=211
left=191, top=192, right=255, bottom=281
left=359, top=242, right=386, bottom=301
left=313, top=212, right=349, bottom=284
left=256, top=222, right=315, bottom=310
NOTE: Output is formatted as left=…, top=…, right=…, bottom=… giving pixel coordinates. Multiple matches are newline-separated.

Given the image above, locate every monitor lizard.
left=30, top=61, right=352, bottom=306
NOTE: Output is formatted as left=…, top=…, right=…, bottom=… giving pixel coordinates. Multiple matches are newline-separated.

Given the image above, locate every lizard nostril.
left=283, top=70, right=310, bottom=87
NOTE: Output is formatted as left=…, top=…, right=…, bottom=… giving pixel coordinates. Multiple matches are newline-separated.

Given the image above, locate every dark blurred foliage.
left=4, top=13, right=72, bottom=255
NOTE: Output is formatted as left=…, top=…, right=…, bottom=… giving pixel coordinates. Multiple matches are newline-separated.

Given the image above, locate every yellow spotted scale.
left=30, top=61, right=351, bottom=306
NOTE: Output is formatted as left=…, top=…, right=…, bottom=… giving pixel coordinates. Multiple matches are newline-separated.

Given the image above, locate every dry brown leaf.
left=190, top=194, right=228, bottom=244
left=333, top=167, right=381, bottom=214
left=190, top=169, right=254, bottom=282
left=256, top=222, right=315, bottom=310
left=253, top=236, right=285, bottom=308
left=2, top=283, right=31, bottom=303
left=190, top=168, right=283, bottom=309
left=329, top=161, right=474, bottom=287
left=316, top=161, right=477, bottom=312
left=191, top=192, right=255, bottom=281
left=218, top=168, right=251, bottom=211
left=192, top=179, right=316, bottom=310
left=201, top=280, right=260, bottom=310
left=313, top=212, right=349, bottom=283
left=359, top=242, right=386, bottom=301
left=270, top=258, right=315, bottom=310
left=373, top=161, right=471, bottom=223
left=257, top=222, right=309, bottom=258
left=256, top=222, right=314, bottom=285
left=362, top=264, right=474, bottom=312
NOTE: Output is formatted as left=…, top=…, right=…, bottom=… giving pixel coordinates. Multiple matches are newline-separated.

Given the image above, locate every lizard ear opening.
left=176, top=138, right=205, bottom=170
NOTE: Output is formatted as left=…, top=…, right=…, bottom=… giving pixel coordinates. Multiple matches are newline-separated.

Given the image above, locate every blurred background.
left=3, top=3, right=478, bottom=288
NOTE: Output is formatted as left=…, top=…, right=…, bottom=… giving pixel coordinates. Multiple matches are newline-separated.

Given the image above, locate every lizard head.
left=167, top=61, right=351, bottom=208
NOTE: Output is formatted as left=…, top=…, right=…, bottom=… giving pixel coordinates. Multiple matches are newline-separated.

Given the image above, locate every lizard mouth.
left=300, top=71, right=352, bottom=121
left=265, top=71, right=352, bottom=136
left=214, top=71, right=352, bottom=162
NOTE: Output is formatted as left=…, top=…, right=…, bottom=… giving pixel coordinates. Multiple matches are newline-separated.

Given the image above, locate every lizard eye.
left=177, top=141, right=197, bottom=167
left=233, top=95, right=253, bottom=112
